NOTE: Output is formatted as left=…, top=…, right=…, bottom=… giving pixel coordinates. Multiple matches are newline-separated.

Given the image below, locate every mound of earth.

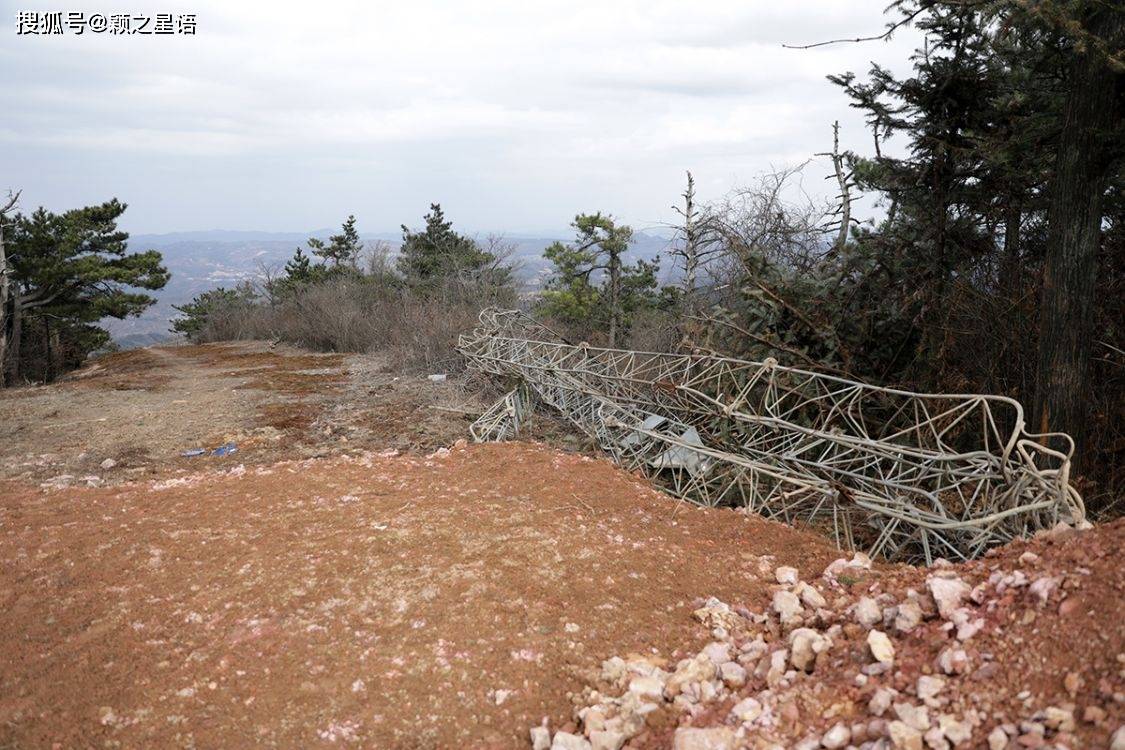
left=0, top=442, right=837, bottom=748
left=547, top=519, right=1124, bottom=750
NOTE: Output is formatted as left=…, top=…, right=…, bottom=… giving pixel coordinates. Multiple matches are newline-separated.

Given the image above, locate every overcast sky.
left=1, top=1, right=921, bottom=236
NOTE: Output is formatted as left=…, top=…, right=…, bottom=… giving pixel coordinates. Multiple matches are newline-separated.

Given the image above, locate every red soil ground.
left=0, top=442, right=838, bottom=748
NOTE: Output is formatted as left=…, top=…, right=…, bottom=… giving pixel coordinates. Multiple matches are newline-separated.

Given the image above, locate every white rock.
left=797, top=582, right=827, bottom=609
left=926, top=576, right=970, bottom=620
left=937, top=714, right=972, bottom=745
left=867, top=629, right=896, bottom=664
left=894, top=600, right=924, bottom=632
left=1041, top=706, right=1075, bottom=733
left=917, top=675, right=946, bottom=702
left=986, top=726, right=1008, bottom=750
left=1028, top=576, right=1059, bottom=604
left=851, top=552, right=873, bottom=568
left=822, top=553, right=872, bottom=581
left=894, top=702, right=931, bottom=732
left=702, top=641, right=732, bottom=666
left=738, top=637, right=768, bottom=667
left=789, top=627, right=831, bottom=672
left=730, top=697, right=762, bottom=723
left=601, top=656, right=627, bottom=684
left=552, top=731, right=592, bottom=750
left=923, top=726, right=949, bottom=750
left=854, top=597, right=882, bottom=628
left=100, top=458, right=116, bottom=470
left=628, top=676, right=665, bottom=702
left=956, top=623, right=983, bottom=641
left=719, top=661, right=747, bottom=688
left=869, top=687, right=896, bottom=716
left=1111, top=725, right=1125, bottom=750
left=775, top=566, right=799, bottom=585
left=821, top=722, right=851, bottom=748
left=693, top=598, right=740, bottom=631
left=671, top=727, right=736, bottom=750
left=823, top=558, right=850, bottom=579
left=589, top=730, right=626, bottom=750
left=772, top=590, right=804, bottom=624
left=888, top=720, right=923, bottom=750
left=937, top=647, right=969, bottom=675
left=581, top=708, right=606, bottom=734
left=766, top=648, right=788, bottom=688
left=666, top=653, right=716, bottom=696
left=531, top=726, right=552, bottom=750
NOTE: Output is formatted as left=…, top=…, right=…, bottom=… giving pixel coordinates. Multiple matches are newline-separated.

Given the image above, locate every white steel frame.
left=458, top=308, right=1084, bottom=563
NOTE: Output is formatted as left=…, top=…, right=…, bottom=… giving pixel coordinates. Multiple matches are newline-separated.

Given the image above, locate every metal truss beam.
left=458, top=309, right=1085, bottom=563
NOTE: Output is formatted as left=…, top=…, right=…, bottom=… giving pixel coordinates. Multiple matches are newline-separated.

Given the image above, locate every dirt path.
left=0, top=342, right=488, bottom=487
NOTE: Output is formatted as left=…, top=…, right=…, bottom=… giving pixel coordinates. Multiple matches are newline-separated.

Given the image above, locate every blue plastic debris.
left=211, top=442, right=238, bottom=457
left=180, top=448, right=206, bottom=457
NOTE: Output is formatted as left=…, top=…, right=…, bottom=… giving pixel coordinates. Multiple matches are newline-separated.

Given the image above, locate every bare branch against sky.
left=1, top=0, right=920, bottom=234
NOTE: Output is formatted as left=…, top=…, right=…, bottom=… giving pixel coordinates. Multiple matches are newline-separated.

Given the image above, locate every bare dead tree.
left=688, top=166, right=852, bottom=371
left=816, top=122, right=855, bottom=254
left=0, top=189, right=22, bottom=387
left=706, top=163, right=831, bottom=285
left=363, top=239, right=395, bottom=277
left=673, top=171, right=701, bottom=314
left=668, top=171, right=724, bottom=322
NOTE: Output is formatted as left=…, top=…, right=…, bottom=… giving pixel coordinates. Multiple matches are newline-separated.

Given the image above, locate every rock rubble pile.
left=530, top=523, right=1124, bottom=749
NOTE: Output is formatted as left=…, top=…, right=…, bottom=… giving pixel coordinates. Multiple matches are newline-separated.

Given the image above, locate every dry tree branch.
left=782, top=5, right=928, bottom=49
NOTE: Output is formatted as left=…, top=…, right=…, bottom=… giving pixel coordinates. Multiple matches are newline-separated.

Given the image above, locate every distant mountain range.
left=106, top=228, right=679, bottom=344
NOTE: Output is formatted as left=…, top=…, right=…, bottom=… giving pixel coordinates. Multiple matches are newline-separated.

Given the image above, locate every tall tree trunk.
left=7, top=298, right=21, bottom=384
left=45, top=317, right=59, bottom=382
left=1033, top=6, right=1123, bottom=467
left=607, top=249, right=621, bottom=348
left=1000, top=198, right=1022, bottom=294
left=0, top=222, right=8, bottom=388
left=681, top=171, right=698, bottom=316
left=0, top=192, right=17, bottom=389
left=825, top=122, right=851, bottom=254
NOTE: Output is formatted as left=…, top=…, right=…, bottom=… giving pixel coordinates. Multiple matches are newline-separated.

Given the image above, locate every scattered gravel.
left=535, top=520, right=1124, bottom=748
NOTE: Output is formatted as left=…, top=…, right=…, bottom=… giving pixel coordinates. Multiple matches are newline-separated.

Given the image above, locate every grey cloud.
left=1, top=0, right=920, bottom=234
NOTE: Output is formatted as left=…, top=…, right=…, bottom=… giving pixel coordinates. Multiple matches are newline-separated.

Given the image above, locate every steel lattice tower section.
left=457, top=308, right=1085, bottom=564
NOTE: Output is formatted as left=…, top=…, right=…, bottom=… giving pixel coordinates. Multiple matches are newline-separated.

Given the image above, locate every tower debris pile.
left=458, top=309, right=1084, bottom=563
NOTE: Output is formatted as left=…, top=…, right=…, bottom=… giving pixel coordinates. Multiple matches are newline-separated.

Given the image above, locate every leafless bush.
left=624, top=308, right=683, bottom=353
left=703, top=164, right=834, bottom=298
left=193, top=274, right=514, bottom=374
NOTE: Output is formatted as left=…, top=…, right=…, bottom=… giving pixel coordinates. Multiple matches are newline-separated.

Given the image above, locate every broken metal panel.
left=458, top=308, right=1085, bottom=564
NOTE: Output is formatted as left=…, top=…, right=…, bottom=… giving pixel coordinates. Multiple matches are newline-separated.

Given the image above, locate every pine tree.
left=170, top=285, right=257, bottom=340
left=396, top=204, right=496, bottom=288
left=284, top=245, right=314, bottom=282
left=540, top=212, right=660, bottom=346
left=819, top=0, right=1123, bottom=477
left=310, top=215, right=362, bottom=268
left=6, top=199, right=168, bottom=382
